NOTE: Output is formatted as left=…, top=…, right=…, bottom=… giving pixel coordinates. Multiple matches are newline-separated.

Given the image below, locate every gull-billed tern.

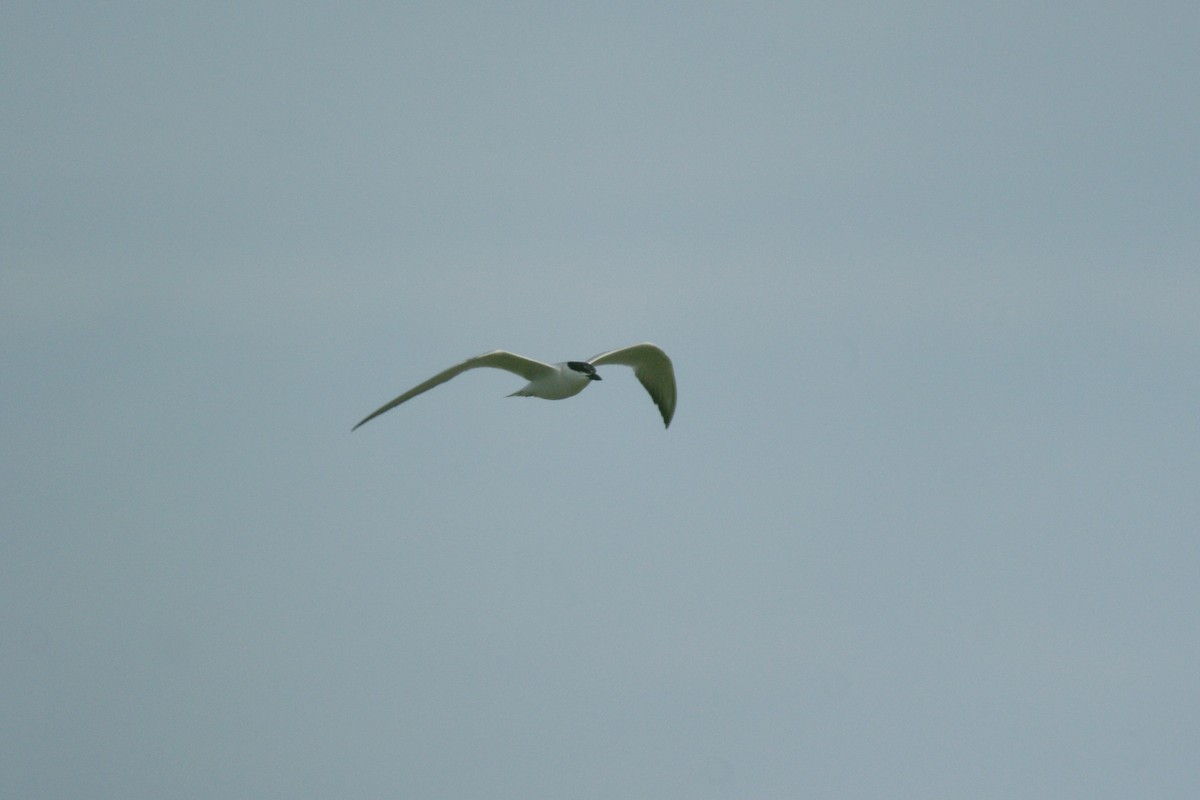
left=353, top=342, right=676, bottom=430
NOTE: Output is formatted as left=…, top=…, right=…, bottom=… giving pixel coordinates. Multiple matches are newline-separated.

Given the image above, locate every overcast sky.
left=3, top=2, right=1198, bottom=798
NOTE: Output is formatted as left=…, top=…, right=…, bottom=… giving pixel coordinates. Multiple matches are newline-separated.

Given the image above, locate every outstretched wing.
left=588, top=343, right=677, bottom=428
left=353, top=350, right=555, bottom=430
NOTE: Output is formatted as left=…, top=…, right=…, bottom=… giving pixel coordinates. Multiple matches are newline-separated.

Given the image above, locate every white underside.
left=509, top=365, right=593, bottom=400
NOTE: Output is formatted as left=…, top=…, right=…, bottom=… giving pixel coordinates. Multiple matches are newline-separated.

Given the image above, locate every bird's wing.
left=588, top=342, right=677, bottom=428
left=352, top=350, right=555, bottom=430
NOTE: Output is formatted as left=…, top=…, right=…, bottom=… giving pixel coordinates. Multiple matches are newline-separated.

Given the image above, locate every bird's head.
left=567, top=361, right=601, bottom=381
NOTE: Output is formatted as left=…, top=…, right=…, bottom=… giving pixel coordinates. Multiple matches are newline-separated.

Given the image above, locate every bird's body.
left=353, top=343, right=676, bottom=430
left=506, top=360, right=597, bottom=400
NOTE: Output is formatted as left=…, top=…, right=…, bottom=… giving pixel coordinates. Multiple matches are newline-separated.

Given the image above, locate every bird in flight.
left=353, top=342, right=676, bottom=430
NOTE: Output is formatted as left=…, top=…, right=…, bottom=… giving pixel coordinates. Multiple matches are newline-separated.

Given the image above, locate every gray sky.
left=3, top=2, right=1198, bottom=797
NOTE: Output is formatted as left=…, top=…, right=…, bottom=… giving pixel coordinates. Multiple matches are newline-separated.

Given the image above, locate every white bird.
left=353, top=342, right=676, bottom=431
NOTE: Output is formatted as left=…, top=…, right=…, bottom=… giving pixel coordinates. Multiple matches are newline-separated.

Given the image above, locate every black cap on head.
left=567, top=361, right=601, bottom=380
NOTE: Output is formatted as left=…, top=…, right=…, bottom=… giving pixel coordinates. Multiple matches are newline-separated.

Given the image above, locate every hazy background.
left=3, top=2, right=1197, bottom=797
